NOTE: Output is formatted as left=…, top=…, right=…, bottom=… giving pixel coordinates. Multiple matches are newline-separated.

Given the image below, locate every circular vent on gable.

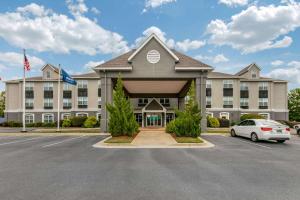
left=147, top=50, right=160, bottom=64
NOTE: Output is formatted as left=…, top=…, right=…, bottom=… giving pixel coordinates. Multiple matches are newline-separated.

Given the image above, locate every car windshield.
left=258, top=120, right=283, bottom=126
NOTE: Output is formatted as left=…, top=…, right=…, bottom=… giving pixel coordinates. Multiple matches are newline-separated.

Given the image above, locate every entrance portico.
left=94, top=33, right=213, bottom=132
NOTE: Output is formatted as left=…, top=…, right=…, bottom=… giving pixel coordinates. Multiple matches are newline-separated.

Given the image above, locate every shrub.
left=71, top=116, right=87, bottom=127
left=208, top=117, right=220, bottom=128
left=84, top=116, right=98, bottom=128
left=173, top=112, right=201, bottom=138
left=218, top=118, right=230, bottom=127
left=42, top=122, right=56, bottom=127
left=35, top=122, right=44, bottom=127
left=62, top=119, right=72, bottom=128
left=166, top=120, right=175, bottom=133
left=8, top=121, right=22, bottom=127
left=240, top=113, right=264, bottom=121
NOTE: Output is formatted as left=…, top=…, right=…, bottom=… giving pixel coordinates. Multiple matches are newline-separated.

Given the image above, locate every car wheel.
left=277, top=140, right=286, bottom=143
left=230, top=129, right=236, bottom=137
left=251, top=133, right=258, bottom=142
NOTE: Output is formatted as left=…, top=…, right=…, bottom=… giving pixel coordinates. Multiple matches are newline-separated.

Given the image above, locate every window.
left=206, top=96, right=212, bottom=108
left=25, top=82, right=34, bottom=91
left=135, top=113, right=142, bottom=125
left=46, top=71, right=51, bottom=79
left=206, top=80, right=212, bottom=88
left=240, top=98, right=249, bottom=109
left=251, top=70, right=257, bottom=78
left=248, top=120, right=256, bottom=126
left=44, top=98, right=53, bottom=109
left=63, top=83, right=71, bottom=91
left=160, top=98, right=170, bottom=107
left=138, top=98, right=148, bottom=106
left=240, top=82, right=248, bottom=91
left=44, top=82, right=53, bottom=91
left=25, top=98, right=34, bottom=109
left=220, top=112, right=230, bottom=120
left=63, top=99, right=72, bottom=109
left=206, top=112, right=213, bottom=118
left=97, top=113, right=101, bottom=121
left=223, top=97, right=233, bottom=108
left=43, top=114, right=54, bottom=123
left=259, top=82, right=268, bottom=90
left=25, top=114, right=34, bottom=124
left=259, top=98, right=268, bottom=109
left=78, top=97, right=88, bottom=108
left=166, top=113, right=174, bottom=124
left=62, top=113, right=71, bottom=120
left=223, top=80, right=233, bottom=88
left=77, top=80, right=88, bottom=89
left=98, top=97, right=102, bottom=108
left=76, top=113, right=88, bottom=117
left=238, top=120, right=249, bottom=126
left=259, top=113, right=270, bottom=119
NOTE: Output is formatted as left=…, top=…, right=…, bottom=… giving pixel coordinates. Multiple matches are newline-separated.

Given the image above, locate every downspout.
left=104, top=70, right=107, bottom=131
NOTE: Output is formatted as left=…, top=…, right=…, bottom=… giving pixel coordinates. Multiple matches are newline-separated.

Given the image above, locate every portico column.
left=100, top=75, right=112, bottom=133
left=196, top=77, right=207, bottom=132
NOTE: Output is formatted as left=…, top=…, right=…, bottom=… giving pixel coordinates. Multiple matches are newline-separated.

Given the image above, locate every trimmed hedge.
left=71, top=116, right=87, bottom=127
left=166, top=120, right=175, bottom=133
left=207, top=117, right=220, bottom=128
left=240, top=113, right=264, bottom=121
left=218, top=118, right=230, bottom=127
left=83, top=116, right=98, bottom=128
left=62, top=119, right=72, bottom=128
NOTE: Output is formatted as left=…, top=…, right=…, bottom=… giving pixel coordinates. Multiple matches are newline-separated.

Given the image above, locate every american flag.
left=24, top=53, right=30, bottom=71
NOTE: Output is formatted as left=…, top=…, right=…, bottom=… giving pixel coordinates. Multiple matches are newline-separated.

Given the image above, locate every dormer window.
left=46, top=71, right=51, bottom=79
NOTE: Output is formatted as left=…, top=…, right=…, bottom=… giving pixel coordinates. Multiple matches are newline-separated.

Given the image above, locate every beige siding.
left=6, top=83, right=21, bottom=110
left=272, top=82, right=287, bottom=110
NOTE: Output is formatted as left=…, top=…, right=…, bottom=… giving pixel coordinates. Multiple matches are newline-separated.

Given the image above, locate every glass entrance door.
left=146, top=113, right=162, bottom=127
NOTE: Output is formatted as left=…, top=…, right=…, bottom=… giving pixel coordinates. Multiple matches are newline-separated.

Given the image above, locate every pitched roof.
left=235, top=63, right=261, bottom=76
left=41, top=63, right=59, bottom=73
left=94, top=49, right=213, bottom=71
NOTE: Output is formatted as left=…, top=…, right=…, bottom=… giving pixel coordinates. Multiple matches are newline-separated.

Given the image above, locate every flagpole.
left=57, top=64, right=61, bottom=132
left=22, top=49, right=26, bottom=132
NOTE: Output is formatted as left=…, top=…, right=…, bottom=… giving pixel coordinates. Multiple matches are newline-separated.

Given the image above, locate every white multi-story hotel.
left=4, top=34, right=288, bottom=132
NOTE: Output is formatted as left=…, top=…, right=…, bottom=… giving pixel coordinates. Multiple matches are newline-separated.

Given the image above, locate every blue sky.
left=0, top=0, right=300, bottom=91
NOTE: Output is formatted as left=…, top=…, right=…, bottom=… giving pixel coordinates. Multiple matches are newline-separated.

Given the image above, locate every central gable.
left=127, top=35, right=181, bottom=77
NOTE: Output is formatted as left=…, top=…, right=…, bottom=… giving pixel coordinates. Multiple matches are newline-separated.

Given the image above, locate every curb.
left=93, top=136, right=215, bottom=149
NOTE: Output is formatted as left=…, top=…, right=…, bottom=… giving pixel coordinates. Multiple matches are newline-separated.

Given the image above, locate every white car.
left=231, top=119, right=291, bottom=143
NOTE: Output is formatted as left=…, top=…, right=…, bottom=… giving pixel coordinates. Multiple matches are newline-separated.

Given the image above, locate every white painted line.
left=0, top=137, right=43, bottom=146
left=42, top=136, right=86, bottom=148
left=234, top=138, right=272, bottom=149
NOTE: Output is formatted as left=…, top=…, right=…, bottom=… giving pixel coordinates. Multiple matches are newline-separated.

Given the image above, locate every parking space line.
left=0, top=137, right=43, bottom=146
left=232, top=138, right=272, bottom=149
left=42, top=136, right=86, bottom=148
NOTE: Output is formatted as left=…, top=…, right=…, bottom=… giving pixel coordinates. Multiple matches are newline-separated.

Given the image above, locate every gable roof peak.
left=41, top=63, right=59, bottom=73
left=128, top=33, right=179, bottom=62
left=235, top=62, right=261, bottom=76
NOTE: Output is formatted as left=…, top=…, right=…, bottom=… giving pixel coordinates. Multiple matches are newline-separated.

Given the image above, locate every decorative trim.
left=128, top=33, right=179, bottom=62
left=175, top=67, right=212, bottom=71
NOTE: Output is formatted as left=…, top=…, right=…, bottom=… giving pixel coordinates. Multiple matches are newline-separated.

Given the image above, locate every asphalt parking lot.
left=0, top=134, right=300, bottom=200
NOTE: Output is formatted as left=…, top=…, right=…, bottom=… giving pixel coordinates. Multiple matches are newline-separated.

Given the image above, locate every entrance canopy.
left=123, top=80, right=188, bottom=94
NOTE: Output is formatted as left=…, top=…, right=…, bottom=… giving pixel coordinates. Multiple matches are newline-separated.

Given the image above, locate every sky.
left=0, top=0, right=300, bottom=91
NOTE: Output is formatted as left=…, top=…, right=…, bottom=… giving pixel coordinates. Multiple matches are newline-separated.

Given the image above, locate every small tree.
left=106, top=75, right=138, bottom=137
left=288, top=88, right=300, bottom=121
left=0, top=91, right=5, bottom=118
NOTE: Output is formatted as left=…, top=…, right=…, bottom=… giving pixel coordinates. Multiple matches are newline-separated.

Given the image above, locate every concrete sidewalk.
left=132, top=129, right=177, bottom=146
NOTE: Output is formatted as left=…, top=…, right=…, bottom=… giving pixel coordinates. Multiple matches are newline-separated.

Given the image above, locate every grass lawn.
left=104, top=134, right=137, bottom=143
left=172, top=135, right=204, bottom=143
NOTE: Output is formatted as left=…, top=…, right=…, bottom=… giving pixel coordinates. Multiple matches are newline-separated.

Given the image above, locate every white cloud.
left=176, top=39, right=206, bottom=52
left=134, top=26, right=205, bottom=52
left=271, top=60, right=284, bottom=66
left=206, top=2, right=300, bottom=54
left=195, top=54, right=229, bottom=63
left=143, top=0, right=176, bottom=12
left=219, top=0, right=248, bottom=7
left=91, top=7, right=100, bottom=15
left=267, top=60, right=300, bottom=84
left=0, top=52, right=45, bottom=69
left=0, top=2, right=129, bottom=56
left=66, top=0, right=88, bottom=16
left=84, top=60, right=104, bottom=70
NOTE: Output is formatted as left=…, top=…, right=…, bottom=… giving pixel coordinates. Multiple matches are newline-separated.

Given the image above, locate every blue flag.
left=61, top=69, right=77, bottom=85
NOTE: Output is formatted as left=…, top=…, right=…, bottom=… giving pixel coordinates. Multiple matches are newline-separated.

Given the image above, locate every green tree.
left=106, top=75, right=138, bottom=137
left=0, top=91, right=5, bottom=118
left=288, top=88, right=300, bottom=121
